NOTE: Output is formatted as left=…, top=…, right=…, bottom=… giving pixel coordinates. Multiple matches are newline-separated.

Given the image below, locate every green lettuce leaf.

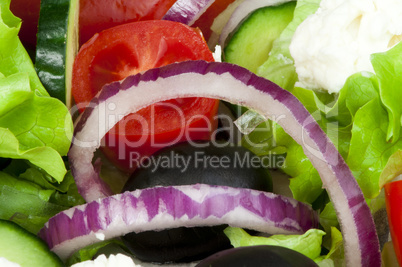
left=0, top=61, right=73, bottom=183
left=19, top=168, right=85, bottom=207
left=224, top=227, right=325, bottom=260
left=0, top=169, right=84, bottom=234
left=0, top=128, right=68, bottom=181
left=66, top=240, right=130, bottom=266
left=288, top=70, right=401, bottom=200
left=371, top=42, right=402, bottom=142
left=0, top=0, right=79, bottom=236
left=286, top=72, right=382, bottom=200
left=330, top=72, right=379, bottom=126
left=0, top=171, right=65, bottom=233
left=257, top=0, right=321, bottom=90
left=379, top=150, right=402, bottom=188
left=319, top=203, right=339, bottom=237
left=318, top=202, right=340, bottom=252
left=0, top=75, right=73, bottom=155
left=316, top=227, right=344, bottom=266
left=0, top=0, right=47, bottom=95
left=0, top=72, right=32, bottom=115
left=347, top=97, right=402, bottom=198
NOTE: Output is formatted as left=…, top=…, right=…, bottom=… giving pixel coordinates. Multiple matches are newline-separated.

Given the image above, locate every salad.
left=1, top=0, right=401, bottom=266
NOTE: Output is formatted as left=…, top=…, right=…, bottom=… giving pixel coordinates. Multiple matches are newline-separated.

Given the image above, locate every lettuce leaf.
left=0, top=170, right=84, bottom=234
left=0, top=0, right=47, bottom=96
left=0, top=129, right=66, bottom=182
left=316, top=227, right=344, bottom=266
left=66, top=240, right=130, bottom=266
left=347, top=97, right=402, bottom=198
left=0, top=75, right=72, bottom=155
left=289, top=72, right=401, bottom=200
left=0, top=2, right=73, bottom=182
left=371, top=46, right=402, bottom=142
left=0, top=72, right=32, bottom=115
left=0, top=73, right=73, bottom=182
left=19, top=167, right=85, bottom=208
left=0, top=0, right=79, bottom=238
left=286, top=72, right=383, bottom=200
left=379, top=150, right=402, bottom=188
left=224, top=227, right=325, bottom=260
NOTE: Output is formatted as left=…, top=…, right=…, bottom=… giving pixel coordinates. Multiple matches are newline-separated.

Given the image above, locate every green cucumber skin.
left=0, top=219, right=63, bottom=267
left=224, top=1, right=296, bottom=73
left=35, top=0, right=78, bottom=105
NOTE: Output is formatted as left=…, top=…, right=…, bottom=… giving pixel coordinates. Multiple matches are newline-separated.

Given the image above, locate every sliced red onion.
left=68, top=60, right=380, bottom=266
left=39, top=184, right=318, bottom=260
left=162, top=0, right=216, bottom=26
left=219, top=0, right=294, bottom=48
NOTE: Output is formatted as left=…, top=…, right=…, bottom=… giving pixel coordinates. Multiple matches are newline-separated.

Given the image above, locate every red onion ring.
left=39, top=184, right=319, bottom=260
left=162, top=0, right=216, bottom=26
left=67, top=60, right=381, bottom=266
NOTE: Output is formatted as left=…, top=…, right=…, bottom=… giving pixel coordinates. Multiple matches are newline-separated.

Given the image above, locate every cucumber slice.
left=223, top=1, right=296, bottom=73
left=35, top=0, right=79, bottom=108
left=0, top=219, right=63, bottom=267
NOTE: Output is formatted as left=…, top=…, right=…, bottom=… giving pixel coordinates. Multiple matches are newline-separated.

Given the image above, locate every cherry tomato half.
left=72, top=20, right=219, bottom=172
left=385, top=180, right=402, bottom=265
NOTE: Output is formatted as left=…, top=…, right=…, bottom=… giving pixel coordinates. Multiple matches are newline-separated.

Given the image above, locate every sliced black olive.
left=123, top=225, right=231, bottom=263
left=195, top=245, right=319, bottom=267
left=121, top=141, right=272, bottom=263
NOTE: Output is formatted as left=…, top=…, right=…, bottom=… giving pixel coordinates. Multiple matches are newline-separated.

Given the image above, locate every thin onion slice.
left=219, top=0, right=294, bottom=48
left=39, top=184, right=318, bottom=260
left=162, top=0, right=216, bottom=26
left=67, top=60, right=380, bottom=266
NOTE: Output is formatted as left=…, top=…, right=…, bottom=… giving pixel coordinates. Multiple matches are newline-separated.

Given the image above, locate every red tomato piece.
left=385, top=180, right=402, bottom=265
left=72, top=20, right=219, bottom=172
left=79, top=0, right=177, bottom=46
left=192, top=0, right=236, bottom=42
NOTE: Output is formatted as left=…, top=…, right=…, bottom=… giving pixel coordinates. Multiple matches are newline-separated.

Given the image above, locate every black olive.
left=121, top=141, right=273, bottom=263
left=195, top=245, right=319, bottom=267
left=123, top=225, right=231, bottom=263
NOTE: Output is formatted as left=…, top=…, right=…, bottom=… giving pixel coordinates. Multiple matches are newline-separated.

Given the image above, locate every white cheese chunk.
left=290, top=0, right=402, bottom=93
left=71, top=254, right=142, bottom=267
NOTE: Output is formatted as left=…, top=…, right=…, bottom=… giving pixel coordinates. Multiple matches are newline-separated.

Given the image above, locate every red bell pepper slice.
left=385, top=179, right=402, bottom=265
